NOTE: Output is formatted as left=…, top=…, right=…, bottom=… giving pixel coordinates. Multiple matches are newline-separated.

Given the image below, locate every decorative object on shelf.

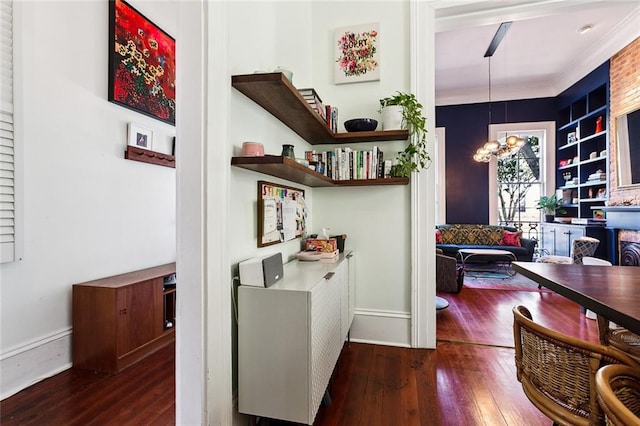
left=573, top=155, right=579, bottom=163
left=537, top=194, right=564, bottom=223
left=595, top=115, right=603, bottom=133
left=281, top=144, right=295, bottom=159
left=128, top=122, right=153, bottom=150
left=563, top=171, right=572, bottom=182
left=241, top=142, right=265, bottom=157
left=590, top=151, right=598, bottom=159
left=597, top=188, right=607, bottom=199
left=108, top=0, right=175, bottom=125
left=273, top=66, right=293, bottom=82
left=334, top=22, right=380, bottom=85
left=567, top=132, right=577, bottom=144
left=378, top=91, right=430, bottom=176
left=380, top=105, right=403, bottom=130
left=559, top=159, right=570, bottom=167
left=344, top=118, right=377, bottom=132
left=593, top=209, right=605, bottom=220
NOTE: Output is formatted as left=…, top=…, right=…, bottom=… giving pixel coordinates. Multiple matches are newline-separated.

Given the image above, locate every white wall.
left=228, top=1, right=315, bottom=267
left=311, top=2, right=413, bottom=345
left=0, top=1, right=177, bottom=399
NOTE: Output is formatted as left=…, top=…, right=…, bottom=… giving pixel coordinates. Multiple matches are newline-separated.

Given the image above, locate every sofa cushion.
left=501, top=230, right=522, bottom=246
left=439, top=224, right=504, bottom=245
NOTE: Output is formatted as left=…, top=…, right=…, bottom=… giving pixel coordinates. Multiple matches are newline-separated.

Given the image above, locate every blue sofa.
left=436, top=224, right=536, bottom=262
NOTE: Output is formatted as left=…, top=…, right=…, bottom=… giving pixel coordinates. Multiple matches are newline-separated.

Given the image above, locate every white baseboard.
left=349, top=309, right=411, bottom=347
left=0, top=328, right=72, bottom=400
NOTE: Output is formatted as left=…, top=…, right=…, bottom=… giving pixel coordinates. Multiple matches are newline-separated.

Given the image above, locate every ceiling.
left=433, top=0, right=640, bottom=106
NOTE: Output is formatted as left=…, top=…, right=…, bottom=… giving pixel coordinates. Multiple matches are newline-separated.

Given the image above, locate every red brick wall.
left=609, top=36, right=640, bottom=203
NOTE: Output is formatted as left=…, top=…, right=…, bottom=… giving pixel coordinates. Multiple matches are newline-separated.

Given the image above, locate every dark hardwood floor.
left=1, top=287, right=599, bottom=425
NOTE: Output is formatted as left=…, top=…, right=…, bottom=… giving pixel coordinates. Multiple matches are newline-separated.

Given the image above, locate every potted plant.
left=379, top=92, right=430, bottom=177
left=537, top=194, right=563, bottom=222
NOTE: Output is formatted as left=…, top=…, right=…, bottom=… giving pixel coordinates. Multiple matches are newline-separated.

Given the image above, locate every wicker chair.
left=596, top=364, right=640, bottom=426
left=513, top=305, right=640, bottom=425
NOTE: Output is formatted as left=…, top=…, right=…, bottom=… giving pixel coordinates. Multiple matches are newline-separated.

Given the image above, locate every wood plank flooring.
left=0, top=287, right=599, bottom=425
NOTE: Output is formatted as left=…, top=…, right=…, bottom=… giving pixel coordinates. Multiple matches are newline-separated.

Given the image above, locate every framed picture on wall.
left=334, top=22, right=380, bottom=85
left=108, top=0, right=176, bottom=125
left=128, top=123, right=154, bottom=150
left=257, top=181, right=307, bottom=248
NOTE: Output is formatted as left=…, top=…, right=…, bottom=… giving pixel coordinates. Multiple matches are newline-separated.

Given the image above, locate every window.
left=496, top=132, right=542, bottom=230
left=488, top=122, right=556, bottom=241
left=1, top=0, right=16, bottom=262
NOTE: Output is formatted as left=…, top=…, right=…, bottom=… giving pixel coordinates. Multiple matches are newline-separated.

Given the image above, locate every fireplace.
left=601, top=206, right=640, bottom=265
left=619, top=229, right=640, bottom=266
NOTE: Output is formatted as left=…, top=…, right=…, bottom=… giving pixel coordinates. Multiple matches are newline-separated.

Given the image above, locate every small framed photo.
left=128, top=123, right=154, bottom=150
left=567, top=132, right=577, bottom=144
left=593, top=209, right=606, bottom=220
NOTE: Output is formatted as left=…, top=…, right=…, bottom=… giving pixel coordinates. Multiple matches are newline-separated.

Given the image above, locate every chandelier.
left=473, top=22, right=524, bottom=163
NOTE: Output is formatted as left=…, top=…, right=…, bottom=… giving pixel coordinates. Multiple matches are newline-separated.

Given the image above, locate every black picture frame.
left=108, top=0, right=176, bottom=125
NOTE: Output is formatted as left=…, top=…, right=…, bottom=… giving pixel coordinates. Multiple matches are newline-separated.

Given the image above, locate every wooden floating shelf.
left=125, top=146, right=175, bottom=168
left=231, top=73, right=408, bottom=145
left=231, top=155, right=409, bottom=187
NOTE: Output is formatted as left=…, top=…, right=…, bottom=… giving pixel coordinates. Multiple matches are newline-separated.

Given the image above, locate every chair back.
left=596, top=364, right=640, bottom=426
left=571, top=237, right=600, bottom=264
left=513, top=305, right=640, bottom=425
left=583, top=257, right=612, bottom=266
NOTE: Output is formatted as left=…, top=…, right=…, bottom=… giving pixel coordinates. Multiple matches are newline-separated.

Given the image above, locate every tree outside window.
left=497, top=135, right=542, bottom=230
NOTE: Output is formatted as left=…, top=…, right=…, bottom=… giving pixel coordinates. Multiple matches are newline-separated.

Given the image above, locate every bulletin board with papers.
left=257, top=181, right=308, bottom=247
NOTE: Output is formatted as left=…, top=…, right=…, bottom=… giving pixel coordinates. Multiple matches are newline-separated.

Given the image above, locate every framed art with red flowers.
left=334, top=22, right=380, bottom=85
left=108, top=0, right=175, bottom=125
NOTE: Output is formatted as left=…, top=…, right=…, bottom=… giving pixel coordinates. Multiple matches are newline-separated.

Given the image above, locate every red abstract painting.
left=108, top=0, right=175, bottom=125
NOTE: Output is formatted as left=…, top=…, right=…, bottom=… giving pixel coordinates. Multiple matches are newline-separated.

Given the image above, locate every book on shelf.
left=305, top=147, right=385, bottom=180
left=325, top=105, right=338, bottom=133
left=570, top=218, right=606, bottom=225
left=298, top=88, right=326, bottom=120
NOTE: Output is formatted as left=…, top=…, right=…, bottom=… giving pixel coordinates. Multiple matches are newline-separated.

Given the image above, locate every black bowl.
left=344, top=118, right=378, bottom=132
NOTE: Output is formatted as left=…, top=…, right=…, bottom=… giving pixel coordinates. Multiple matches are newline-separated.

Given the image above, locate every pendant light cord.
left=488, top=56, right=492, bottom=125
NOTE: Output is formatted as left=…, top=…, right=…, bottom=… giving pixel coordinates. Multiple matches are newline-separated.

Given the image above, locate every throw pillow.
left=435, top=229, right=443, bottom=244
left=501, top=230, right=522, bottom=247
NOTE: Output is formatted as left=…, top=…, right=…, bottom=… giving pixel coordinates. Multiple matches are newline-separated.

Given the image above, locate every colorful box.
left=305, top=238, right=338, bottom=257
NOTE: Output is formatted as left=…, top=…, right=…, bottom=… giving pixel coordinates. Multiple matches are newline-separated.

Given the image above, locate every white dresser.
left=238, top=252, right=355, bottom=424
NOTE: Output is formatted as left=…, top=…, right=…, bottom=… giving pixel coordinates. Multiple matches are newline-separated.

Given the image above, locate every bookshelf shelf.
left=231, top=156, right=409, bottom=187
left=231, top=73, right=408, bottom=145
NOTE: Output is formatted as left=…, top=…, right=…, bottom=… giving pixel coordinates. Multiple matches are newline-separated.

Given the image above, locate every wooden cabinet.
left=540, top=223, right=607, bottom=259
left=238, top=253, right=353, bottom=425
left=556, top=83, right=609, bottom=218
left=72, top=263, right=176, bottom=373
left=231, top=72, right=409, bottom=187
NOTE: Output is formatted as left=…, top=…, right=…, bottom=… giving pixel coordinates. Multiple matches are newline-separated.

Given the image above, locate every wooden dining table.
left=512, top=261, right=640, bottom=335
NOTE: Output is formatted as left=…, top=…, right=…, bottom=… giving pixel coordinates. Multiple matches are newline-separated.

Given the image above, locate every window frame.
left=488, top=122, right=556, bottom=226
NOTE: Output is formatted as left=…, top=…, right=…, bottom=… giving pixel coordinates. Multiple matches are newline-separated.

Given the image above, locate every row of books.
left=305, top=147, right=394, bottom=180
left=298, top=88, right=338, bottom=133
